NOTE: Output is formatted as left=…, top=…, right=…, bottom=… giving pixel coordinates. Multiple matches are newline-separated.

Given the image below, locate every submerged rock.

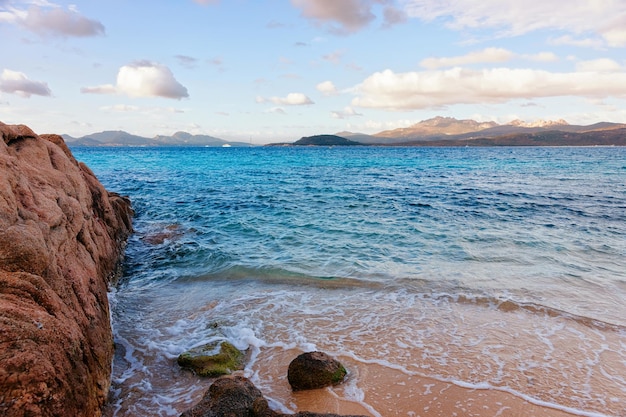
left=0, top=122, right=133, bottom=417
left=141, top=223, right=185, bottom=245
left=178, top=341, right=246, bottom=377
left=287, top=352, right=347, bottom=391
left=180, top=375, right=367, bottom=417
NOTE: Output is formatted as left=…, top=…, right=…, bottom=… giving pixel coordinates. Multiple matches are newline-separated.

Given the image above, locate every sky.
left=1, top=0, right=626, bottom=144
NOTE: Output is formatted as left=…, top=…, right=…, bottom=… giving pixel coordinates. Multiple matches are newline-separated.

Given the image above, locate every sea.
left=71, top=146, right=626, bottom=417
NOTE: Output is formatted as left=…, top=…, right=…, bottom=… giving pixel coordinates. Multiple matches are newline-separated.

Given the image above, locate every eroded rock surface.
left=0, top=122, right=133, bottom=417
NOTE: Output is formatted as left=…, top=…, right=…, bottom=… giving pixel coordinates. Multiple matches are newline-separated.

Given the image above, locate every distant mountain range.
left=62, top=130, right=252, bottom=147
left=332, top=116, right=626, bottom=147
left=63, top=117, right=626, bottom=147
left=336, top=116, right=626, bottom=145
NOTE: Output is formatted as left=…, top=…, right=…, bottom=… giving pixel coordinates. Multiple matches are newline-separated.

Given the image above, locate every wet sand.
left=104, top=280, right=625, bottom=417
left=250, top=348, right=581, bottom=417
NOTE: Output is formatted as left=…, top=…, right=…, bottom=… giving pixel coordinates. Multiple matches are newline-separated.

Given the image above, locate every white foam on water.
left=224, top=325, right=262, bottom=348
left=332, top=380, right=383, bottom=417
left=106, top=278, right=626, bottom=416
left=267, top=396, right=295, bottom=415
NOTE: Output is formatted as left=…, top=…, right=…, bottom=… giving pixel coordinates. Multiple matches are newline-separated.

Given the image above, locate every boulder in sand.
left=287, top=352, right=347, bottom=391
left=180, top=375, right=366, bottom=417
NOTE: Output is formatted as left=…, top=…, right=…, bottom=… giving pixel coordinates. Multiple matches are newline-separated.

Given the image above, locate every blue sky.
left=1, top=0, right=626, bottom=143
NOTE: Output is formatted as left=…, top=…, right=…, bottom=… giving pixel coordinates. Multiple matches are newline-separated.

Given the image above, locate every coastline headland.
left=0, top=122, right=133, bottom=416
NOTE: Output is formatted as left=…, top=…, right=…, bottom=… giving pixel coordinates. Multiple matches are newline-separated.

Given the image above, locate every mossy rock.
left=177, top=341, right=245, bottom=377
left=287, top=351, right=347, bottom=391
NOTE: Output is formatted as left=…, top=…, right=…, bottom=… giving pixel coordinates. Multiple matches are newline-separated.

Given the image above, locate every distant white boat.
left=222, top=144, right=232, bottom=147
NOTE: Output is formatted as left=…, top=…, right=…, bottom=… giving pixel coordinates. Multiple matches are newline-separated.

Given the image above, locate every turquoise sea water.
left=73, top=146, right=626, bottom=417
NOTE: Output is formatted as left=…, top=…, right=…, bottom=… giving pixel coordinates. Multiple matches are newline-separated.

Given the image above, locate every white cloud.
left=331, top=106, right=362, bottom=119
left=1, top=4, right=105, bottom=37
left=603, top=16, right=626, bottom=47
left=290, top=0, right=400, bottom=34
left=0, top=69, right=51, bottom=97
left=351, top=67, right=626, bottom=111
left=259, top=93, right=314, bottom=106
left=316, top=80, right=338, bottom=95
left=420, top=47, right=514, bottom=69
left=404, top=0, right=626, bottom=47
left=81, top=62, right=189, bottom=99
left=576, top=58, right=622, bottom=73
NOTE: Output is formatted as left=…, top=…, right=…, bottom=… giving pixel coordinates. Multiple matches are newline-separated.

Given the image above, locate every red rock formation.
left=0, top=122, right=133, bottom=417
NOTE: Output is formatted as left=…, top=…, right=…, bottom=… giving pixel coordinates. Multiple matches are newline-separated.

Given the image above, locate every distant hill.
left=335, top=131, right=381, bottom=144
left=153, top=131, right=233, bottom=146
left=331, top=117, right=626, bottom=146
left=292, top=134, right=363, bottom=146
left=508, top=118, right=569, bottom=128
left=61, top=135, right=103, bottom=147
left=63, top=130, right=252, bottom=147
left=75, top=130, right=155, bottom=146
left=374, top=116, right=498, bottom=140
left=392, top=128, right=626, bottom=147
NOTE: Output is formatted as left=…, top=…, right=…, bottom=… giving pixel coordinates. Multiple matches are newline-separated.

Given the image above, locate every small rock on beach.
left=287, top=351, right=347, bottom=391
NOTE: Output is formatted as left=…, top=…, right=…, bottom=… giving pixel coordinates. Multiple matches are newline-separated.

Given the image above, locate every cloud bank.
left=82, top=62, right=189, bottom=99
left=0, top=69, right=51, bottom=97
left=351, top=67, right=626, bottom=110
left=404, top=0, right=626, bottom=46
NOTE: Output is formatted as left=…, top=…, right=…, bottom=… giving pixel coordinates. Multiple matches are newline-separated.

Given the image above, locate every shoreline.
left=104, top=276, right=625, bottom=416
left=240, top=348, right=603, bottom=417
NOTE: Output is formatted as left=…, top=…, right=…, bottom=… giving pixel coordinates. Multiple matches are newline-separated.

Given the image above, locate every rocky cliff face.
left=0, top=122, right=133, bottom=416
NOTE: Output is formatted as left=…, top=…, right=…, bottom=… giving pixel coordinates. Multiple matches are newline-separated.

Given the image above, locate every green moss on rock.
left=287, top=351, right=348, bottom=391
left=331, top=363, right=347, bottom=384
left=177, top=341, right=245, bottom=377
